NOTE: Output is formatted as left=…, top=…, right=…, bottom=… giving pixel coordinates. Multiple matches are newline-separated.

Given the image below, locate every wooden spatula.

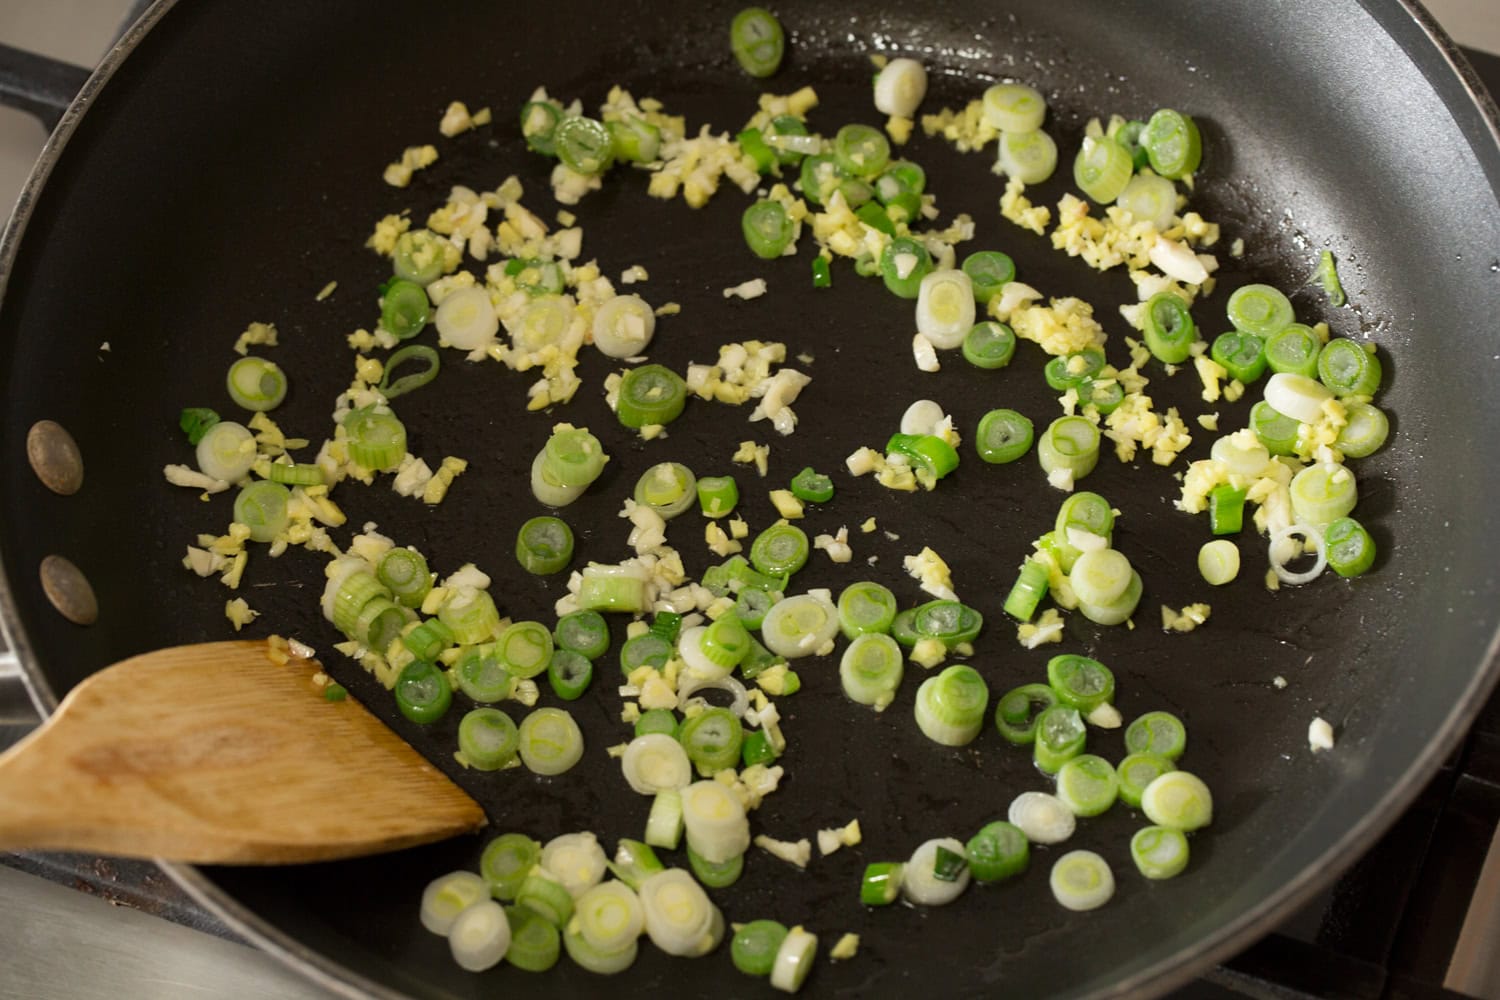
left=0, top=640, right=486, bottom=864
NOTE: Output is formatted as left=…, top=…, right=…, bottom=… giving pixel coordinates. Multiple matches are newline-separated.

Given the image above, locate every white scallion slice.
left=873, top=58, right=928, bottom=117
left=900, top=837, right=971, bottom=906
left=1068, top=548, right=1133, bottom=607
left=770, top=927, right=819, bottom=993
left=915, top=269, right=976, bottom=349
left=531, top=450, right=586, bottom=508
left=517, top=706, right=584, bottom=776
left=1077, top=569, right=1142, bottom=627
left=574, top=880, right=644, bottom=954
left=1140, top=770, right=1214, bottom=831
left=1131, top=825, right=1190, bottom=880
left=638, top=869, right=716, bottom=956
left=982, top=82, right=1046, bottom=132
left=1008, top=791, right=1075, bottom=844
left=1290, top=462, right=1358, bottom=529
left=1116, top=174, right=1177, bottom=231
left=900, top=398, right=946, bottom=436
left=680, top=780, right=751, bottom=864
left=677, top=625, right=730, bottom=680
left=592, top=294, right=656, bottom=358
left=996, top=129, right=1058, bottom=184
left=420, top=870, right=488, bottom=935
left=509, top=295, right=575, bottom=354
left=1049, top=850, right=1115, bottom=911
left=1198, top=539, right=1241, bottom=586
left=1210, top=432, right=1272, bottom=479
left=674, top=673, right=750, bottom=717
left=1264, top=371, right=1334, bottom=424
left=434, top=286, right=499, bottom=351
left=447, top=899, right=510, bottom=971
left=621, top=733, right=692, bottom=795
left=1269, top=523, right=1328, bottom=586
left=195, top=421, right=257, bottom=482
left=645, top=789, right=684, bottom=850
left=760, top=592, right=840, bottom=659
left=541, top=832, right=607, bottom=898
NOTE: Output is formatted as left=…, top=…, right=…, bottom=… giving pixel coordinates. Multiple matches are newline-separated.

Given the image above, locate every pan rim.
left=1, top=0, right=1497, bottom=996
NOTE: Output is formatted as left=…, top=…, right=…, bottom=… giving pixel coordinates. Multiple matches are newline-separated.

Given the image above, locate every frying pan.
left=2, top=0, right=1499, bottom=996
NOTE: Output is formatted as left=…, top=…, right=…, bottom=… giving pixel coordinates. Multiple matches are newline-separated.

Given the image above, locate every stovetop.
left=1, top=11, right=1499, bottom=1000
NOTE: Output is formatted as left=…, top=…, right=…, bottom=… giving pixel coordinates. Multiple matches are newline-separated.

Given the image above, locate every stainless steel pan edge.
left=1, top=1, right=1497, bottom=998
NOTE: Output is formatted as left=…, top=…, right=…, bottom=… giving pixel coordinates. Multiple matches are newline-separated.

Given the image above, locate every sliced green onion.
left=911, top=600, right=984, bottom=647
left=962, top=251, right=1016, bottom=305
left=1318, top=337, right=1382, bottom=396
left=607, top=839, right=665, bottom=891
left=226, top=356, right=287, bottom=412
left=1198, top=539, right=1241, bottom=586
left=1058, top=490, right=1114, bottom=541
left=887, top=432, right=961, bottom=482
left=1335, top=401, right=1389, bottom=458
left=837, top=581, right=898, bottom=638
left=439, top=587, right=500, bottom=646
left=1211, top=330, right=1268, bottom=384
left=1141, top=108, right=1202, bottom=179
left=262, top=461, right=323, bottom=487
left=504, top=904, right=560, bottom=972
left=569, top=879, right=644, bottom=961
left=639, top=869, right=719, bottom=956
left=1050, top=850, right=1115, bottom=911
left=555, top=609, right=610, bottom=660
left=1055, top=754, right=1119, bottom=817
left=915, top=269, right=976, bottom=349
left=455, top=650, right=512, bottom=703
left=933, top=845, right=968, bottom=883
left=562, top=922, right=637, bottom=976
left=833, top=123, right=890, bottom=177
left=914, top=665, right=989, bottom=746
left=401, top=618, right=453, bottom=661
left=994, top=683, right=1059, bottom=746
left=328, top=570, right=386, bottom=637
left=633, top=462, right=697, bottom=519
left=392, top=229, right=448, bottom=284
left=1114, top=119, right=1150, bottom=169
left=764, top=114, right=812, bottom=164
left=579, top=563, right=651, bottom=614
left=1132, top=825, right=1190, bottom=880
left=530, top=451, right=584, bottom=508
left=678, top=708, right=744, bottom=776
left=619, top=631, right=671, bottom=677
left=1008, top=790, right=1075, bottom=844
left=696, top=475, right=739, bottom=518
left=963, top=321, right=1018, bottom=369
left=982, top=82, right=1046, bottom=132
left=547, top=649, right=592, bottom=700
left=770, top=927, right=817, bottom=993
left=395, top=660, right=451, bottom=725
left=1209, top=483, right=1247, bottom=536
left=860, top=862, right=904, bottom=906
left=420, top=870, right=487, bottom=935
left=1125, top=711, right=1187, bottom=760
left=733, top=919, right=789, bottom=975
left=1227, top=283, right=1295, bottom=338
left=520, top=99, right=563, bottom=155
left=195, top=420, right=255, bottom=481
left=1290, top=462, right=1358, bottom=529
left=1073, top=134, right=1133, bottom=204
left=592, top=293, right=656, bottom=359
left=880, top=236, right=933, bottom=299
left=902, top=838, right=972, bottom=905
left=434, top=285, right=499, bottom=352
left=1038, top=415, right=1101, bottom=482
left=322, top=683, right=347, bottom=702
left=1002, top=559, right=1050, bottom=620
left=509, top=257, right=564, bottom=295
left=617, top=364, right=687, bottom=428
left=1316, top=249, right=1347, bottom=307
left=554, top=115, right=614, bottom=175
left=736, top=126, right=777, bottom=172
left=1325, top=516, right=1376, bottom=577
left=515, top=516, right=573, bottom=576
left=811, top=254, right=832, bottom=288
left=740, top=729, right=777, bottom=766
left=873, top=57, right=928, bottom=117
left=750, top=523, right=810, bottom=577
left=997, top=128, right=1058, bottom=184
left=797, top=153, right=837, bottom=206
left=730, top=6, right=784, bottom=77
left=687, top=844, right=744, bottom=888
left=1265, top=371, right=1334, bottom=424
left=1034, top=704, right=1086, bottom=773
left=732, top=588, right=773, bottom=630
left=457, top=708, right=520, bottom=771
left=1044, top=347, right=1106, bottom=391
left=645, top=789, right=684, bottom=850
left=701, top=616, right=752, bottom=670
left=760, top=592, right=838, bottom=659
left=233, top=480, right=290, bottom=543
left=179, top=407, right=219, bottom=446
left=607, top=114, right=661, bottom=164
left=343, top=406, right=407, bottom=472
left=1046, top=654, right=1115, bottom=712
left=517, top=707, right=584, bottom=776
left=889, top=608, right=921, bottom=647
left=742, top=199, right=795, bottom=259
left=542, top=427, right=607, bottom=488
left=517, top=872, right=574, bottom=928
left=540, top=832, right=607, bottom=898
left=1250, top=400, right=1301, bottom=456
left=1077, top=569, right=1141, bottom=626
left=357, top=598, right=412, bottom=655
left=1068, top=549, right=1133, bottom=609
left=789, top=467, right=834, bottom=503
left=1116, top=173, right=1176, bottom=230
left=876, top=159, right=926, bottom=199
left=1264, top=323, right=1322, bottom=378
left=1142, top=292, right=1196, bottom=363
left=1141, top=771, right=1214, bottom=831
left=965, top=821, right=1029, bottom=883
left=380, top=279, right=430, bottom=341
left=480, top=833, right=540, bottom=901
left=839, top=632, right=904, bottom=709
left=634, top=709, right=678, bottom=740
left=1117, top=753, right=1174, bottom=809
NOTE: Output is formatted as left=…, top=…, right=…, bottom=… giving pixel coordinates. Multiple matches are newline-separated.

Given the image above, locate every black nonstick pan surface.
left=2, top=1, right=1499, bottom=996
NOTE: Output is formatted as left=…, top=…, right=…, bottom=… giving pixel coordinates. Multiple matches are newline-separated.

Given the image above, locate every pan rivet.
left=39, top=555, right=97, bottom=626
left=25, top=420, right=84, bottom=496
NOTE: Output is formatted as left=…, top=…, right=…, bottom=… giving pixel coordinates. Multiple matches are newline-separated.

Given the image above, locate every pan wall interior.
left=1, top=0, right=1497, bottom=996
